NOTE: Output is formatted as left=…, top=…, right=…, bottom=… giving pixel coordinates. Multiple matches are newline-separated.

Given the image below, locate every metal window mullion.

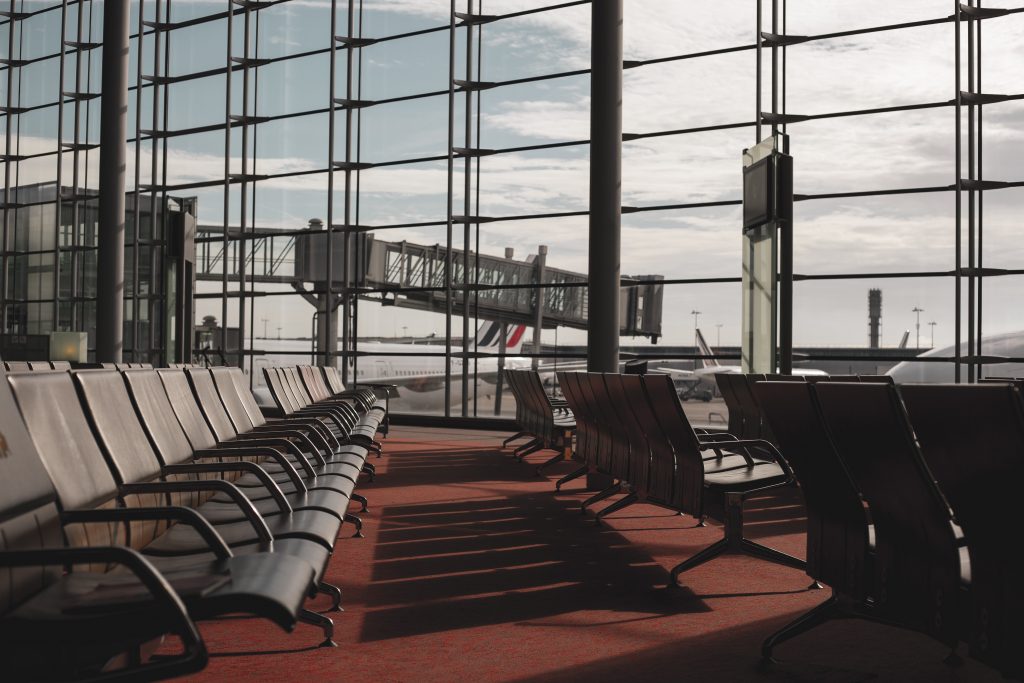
left=953, top=0, right=962, bottom=382
left=351, top=0, right=364, bottom=386
left=444, top=0, right=456, bottom=418
left=473, top=0, right=484, bottom=417
left=221, top=0, right=233, bottom=357
left=237, top=3, right=252, bottom=371
left=966, top=0, right=975, bottom=382
left=1, top=0, right=17, bottom=331
left=324, top=0, right=336, bottom=372
left=159, top=0, right=172, bottom=362
left=975, top=4, right=985, bottom=376
left=248, top=9, right=261, bottom=385
left=53, top=0, right=69, bottom=333
left=460, top=0, right=474, bottom=418
left=130, top=0, right=146, bottom=360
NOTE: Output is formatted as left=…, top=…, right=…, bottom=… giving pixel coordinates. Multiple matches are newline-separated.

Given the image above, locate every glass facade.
left=4, top=1, right=1023, bottom=419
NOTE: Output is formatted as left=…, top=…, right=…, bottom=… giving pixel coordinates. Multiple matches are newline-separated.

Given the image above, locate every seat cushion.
left=704, top=461, right=788, bottom=491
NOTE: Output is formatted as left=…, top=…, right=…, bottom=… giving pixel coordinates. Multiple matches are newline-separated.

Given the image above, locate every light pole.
left=260, top=317, right=268, bottom=339
left=690, top=309, right=701, bottom=336
left=276, top=326, right=282, bottom=340
left=715, top=323, right=723, bottom=348
left=929, top=321, right=937, bottom=348
left=912, top=306, right=924, bottom=349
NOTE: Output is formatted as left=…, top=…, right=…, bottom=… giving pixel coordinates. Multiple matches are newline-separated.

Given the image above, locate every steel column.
left=586, top=0, right=623, bottom=373
left=96, top=0, right=131, bottom=362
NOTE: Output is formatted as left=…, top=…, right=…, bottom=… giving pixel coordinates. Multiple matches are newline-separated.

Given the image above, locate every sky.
left=10, top=0, right=1024, bottom=351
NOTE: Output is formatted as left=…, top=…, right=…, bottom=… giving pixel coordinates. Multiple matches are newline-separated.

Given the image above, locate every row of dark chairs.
left=264, top=365, right=391, bottom=451
left=0, top=363, right=382, bottom=680
left=716, top=372, right=893, bottom=441
left=4, top=361, right=155, bottom=372
left=501, top=369, right=576, bottom=476
left=556, top=371, right=805, bottom=584
left=756, top=378, right=1024, bottom=677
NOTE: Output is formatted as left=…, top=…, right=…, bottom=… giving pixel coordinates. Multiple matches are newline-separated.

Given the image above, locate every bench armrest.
left=162, top=462, right=291, bottom=513
left=62, top=507, right=233, bottom=559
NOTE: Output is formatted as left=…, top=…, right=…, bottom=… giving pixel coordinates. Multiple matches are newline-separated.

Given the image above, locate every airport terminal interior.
left=1, top=0, right=1023, bottom=681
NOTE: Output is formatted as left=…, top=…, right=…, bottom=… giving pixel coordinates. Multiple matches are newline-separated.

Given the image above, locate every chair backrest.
left=208, top=367, right=258, bottom=434
left=641, top=373, right=704, bottom=515
left=184, top=368, right=240, bottom=442
left=298, top=366, right=331, bottom=402
left=262, top=367, right=298, bottom=415
left=576, top=373, right=615, bottom=474
left=73, top=370, right=165, bottom=488
left=218, top=367, right=269, bottom=429
left=813, top=381, right=962, bottom=641
left=0, top=367, right=65, bottom=614
left=714, top=373, right=745, bottom=436
left=827, top=375, right=860, bottom=382
left=122, top=369, right=199, bottom=468
left=504, top=369, right=527, bottom=427
left=765, top=374, right=805, bottom=382
left=732, top=374, right=765, bottom=438
left=157, top=369, right=220, bottom=451
left=858, top=375, right=894, bottom=384
left=557, top=372, right=591, bottom=464
left=620, top=373, right=674, bottom=504
left=593, top=374, right=633, bottom=481
left=49, top=361, right=71, bottom=371
left=283, top=368, right=315, bottom=407
left=26, top=361, right=54, bottom=372
left=4, top=361, right=30, bottom=372
left=323, top=365, right=346, bottom=394
left=8, top=371, right=136, bottom=561
left=606, top=373, right=653, bottom=495
left=754, top=381, right=870, bottom=596
left=900, top=382, right=1024, bottom=665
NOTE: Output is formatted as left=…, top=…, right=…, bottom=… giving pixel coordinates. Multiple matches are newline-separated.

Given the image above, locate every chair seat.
left=144, top=511, right=339, bottom=555
left=701, top=453, right=753, bottom=474
left=704, top=461, right=787, bottom=490
left=199, top=487, right=349, bottom=519
left=232, top=471, right=357, bottom=500
left=144, top=538, right=329, bottom=585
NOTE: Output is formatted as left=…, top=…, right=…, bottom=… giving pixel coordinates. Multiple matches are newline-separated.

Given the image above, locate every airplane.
left=887, top=329, right=1024, bottom=383
left=246, top=321, right=532, bottom=412
left=653, top=328, right=826, bottom=399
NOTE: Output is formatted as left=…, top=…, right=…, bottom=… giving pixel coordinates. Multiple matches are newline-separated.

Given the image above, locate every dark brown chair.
left=754, top=381, right=871, bottom=659
left=900, top=383, right=1024, bottom=677
left=0, top=367, right=207, bottom=681
left=641, top=373, right=803, bottom=584
left=813, top=382, right=966, bottom=652
left=8, top=370, right=335, bottom=648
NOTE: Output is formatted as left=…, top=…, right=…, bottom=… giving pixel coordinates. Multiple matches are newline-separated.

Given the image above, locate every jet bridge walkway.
left=196, top=224, right=663, bottom=339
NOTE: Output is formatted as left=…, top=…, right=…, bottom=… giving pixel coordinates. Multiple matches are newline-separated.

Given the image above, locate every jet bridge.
left=196, top=222, right=663, bottom=339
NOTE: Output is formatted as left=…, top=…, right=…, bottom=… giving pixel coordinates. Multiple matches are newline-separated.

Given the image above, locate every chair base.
left=503, top=431, right=530, bottom=447
left=298, top=608, right=338, bottom=648
left=555, top=464, right=588, bottom=491
left=581, top=482, right=621, bottom=513
left=668, top=491, right=805, bottom=586
left=344, top=512, right=364, bottom=538
left=595, top=491, right=639, bottom=524
left=761, top=591, right=958, bottom=663
left=317, top=581, right=344, bottom=613
left=535, top=451, right=565, bottom=476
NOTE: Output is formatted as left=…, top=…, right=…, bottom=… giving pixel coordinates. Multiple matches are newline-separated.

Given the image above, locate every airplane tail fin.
left=695, top=328, right=720, bottom=369
left=477, top=321, right=528, bottom=353
left=898, top=330, right=910, bottom=349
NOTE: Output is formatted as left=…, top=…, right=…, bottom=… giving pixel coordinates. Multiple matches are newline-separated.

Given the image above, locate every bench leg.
left=515, top=441, right=543, bottom=462
left=351, top=492, right=369, bottom=513
left=299, top=608, right=338, bottom=648
left=595, top=491, right=638, bottom=524
left=555, top=464, right=588, bottom=492
left=761, top=594, right=839, bottom=661
left=344, top=512, right=364, bottom=538
left=503, top=431, right=530, bottom=447
left=317, top=582, right=344, bottom=613
left=668, top=491, right=805, bottom=587
left=581, top=482, right=620, bottom=513
left=535, top=451, right=565, bottom=476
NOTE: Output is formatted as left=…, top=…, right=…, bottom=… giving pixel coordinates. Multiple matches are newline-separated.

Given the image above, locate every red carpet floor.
left=168, top=427, right=1001, bottom=682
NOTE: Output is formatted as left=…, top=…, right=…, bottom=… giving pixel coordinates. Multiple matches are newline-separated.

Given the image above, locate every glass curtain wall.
left=5, top=1, right=1023, bottom=420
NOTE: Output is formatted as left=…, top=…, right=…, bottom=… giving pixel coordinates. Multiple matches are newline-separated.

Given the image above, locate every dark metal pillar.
left=586, top=0, right=622, bottom=491
left=587, top=0, right=622, bottom=374
left=96, top=0, right=131, bottom=362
